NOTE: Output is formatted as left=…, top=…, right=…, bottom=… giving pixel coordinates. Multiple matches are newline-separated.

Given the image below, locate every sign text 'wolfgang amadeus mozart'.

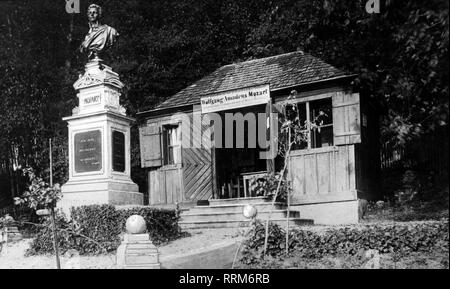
left=200, top=84, right=270, bottom=113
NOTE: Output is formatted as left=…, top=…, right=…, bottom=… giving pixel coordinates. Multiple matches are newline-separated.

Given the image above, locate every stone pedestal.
left=59, top=59, right=143, bottom=215
left=116, top=234, right=160, bottom=269
left=4, top=226, right=23, bottom=242
left=1, top=215, right=22, bottom=243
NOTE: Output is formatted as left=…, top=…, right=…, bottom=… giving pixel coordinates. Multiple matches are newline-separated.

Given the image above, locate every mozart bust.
left=80, top=4, right=119, bottom=60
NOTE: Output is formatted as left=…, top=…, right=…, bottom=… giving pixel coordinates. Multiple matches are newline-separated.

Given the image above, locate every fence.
left=380, top=143, right=405, bottom=170
left=0, top=204, right=35, bottom=221
left=380, top=126, right=449, bottom=177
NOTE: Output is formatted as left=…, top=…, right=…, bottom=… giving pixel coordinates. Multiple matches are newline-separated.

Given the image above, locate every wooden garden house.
left=137, top=51, right=380, bottom=226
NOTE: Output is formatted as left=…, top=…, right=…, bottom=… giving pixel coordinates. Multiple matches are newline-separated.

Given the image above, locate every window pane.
left=168, top=147, right=174, bottom=164
left=163, top=129, right=169, bottom=165
left=309, top=98, right=333, bottom=149
left=171, top=126, right=180, bottom=147
left=286, top=103, right=307, bottom=127
left=321, top=126, right=333, bottom=147
left=172, top=146, right=179, bottom=164
left=310, top=98, right=332, bottom=126
left=311, top=126, right=333, bottom=148
left=283, top=99, right=333, bottom=150
left=285, top=103, right=308, bottom=150
left=291, top=129, right=308, bottom=150
left=168, top=128, right=173, bottom=146
left=163, top=124, right=179, bottom=165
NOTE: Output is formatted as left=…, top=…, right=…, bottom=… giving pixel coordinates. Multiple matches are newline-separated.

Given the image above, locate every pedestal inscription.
left=112, top=130, right=125, bottom=172
left=74, top=130, right=102, bottom=173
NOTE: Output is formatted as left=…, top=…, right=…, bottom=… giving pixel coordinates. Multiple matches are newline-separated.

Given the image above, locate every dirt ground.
left=0, top=228, right=244, bottom=269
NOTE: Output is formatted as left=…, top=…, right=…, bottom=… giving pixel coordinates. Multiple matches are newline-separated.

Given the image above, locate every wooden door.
left=182, top=112, right=213, bottom=202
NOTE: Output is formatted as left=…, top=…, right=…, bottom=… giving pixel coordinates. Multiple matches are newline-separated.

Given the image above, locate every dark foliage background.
left=0, top=0, right=448, bottom=204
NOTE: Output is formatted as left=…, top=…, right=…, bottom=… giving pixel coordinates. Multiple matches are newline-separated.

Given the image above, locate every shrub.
left=239, top=219, right=449, bottom=265
left=25, top=213, right=76, bottom=256
left=69, top=205, right=123, bottom=254
left=239, top=220, right=289, bottom=265
left=27, top=204, right=185, bottom=255
left=248, top=174, right=292, bottom=202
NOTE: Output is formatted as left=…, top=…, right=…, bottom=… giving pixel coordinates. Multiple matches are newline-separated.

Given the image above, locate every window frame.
left=283, top=96, right=334, bottom=151
left=161, top=123, right=182, bottom=167
left=308, top=98, right=334, bottom=149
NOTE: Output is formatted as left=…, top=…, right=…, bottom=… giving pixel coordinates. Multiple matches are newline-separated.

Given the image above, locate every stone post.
left=116, top=215, right=160, bottom=269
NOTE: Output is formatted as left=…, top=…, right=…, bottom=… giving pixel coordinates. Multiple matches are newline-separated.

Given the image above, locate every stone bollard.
left=116, top=215, right=160, bottom=269
left=3, top=214, right=23, bottom=242
left=363, top=249, right=380, bottom=269
left=63, top=249, right=81, bottom=269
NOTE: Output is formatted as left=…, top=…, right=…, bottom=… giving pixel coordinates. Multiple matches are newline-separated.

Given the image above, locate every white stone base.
left=292, top=200, right=359, bottom=225
left=116, top=234, right=160, bottom=269
left=58, top=179, right=143, bottom=217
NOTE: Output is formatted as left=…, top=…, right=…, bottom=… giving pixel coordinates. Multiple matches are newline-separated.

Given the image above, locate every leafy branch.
left=13, top=167, right=61, bottom=210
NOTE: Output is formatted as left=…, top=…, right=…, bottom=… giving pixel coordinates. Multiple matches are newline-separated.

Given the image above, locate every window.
left=285, top=102, right=308, bottom=150
left=285, top=98, right=333, bottom=150
left=310, top=98, right=333, bottom=148
left=162, top=124, right=181, bottom=165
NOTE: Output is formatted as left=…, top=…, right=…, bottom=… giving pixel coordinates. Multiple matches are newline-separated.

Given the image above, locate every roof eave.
left=138, top=73, right=356, bottom=118
left=136, top=103, right=193, bottom=119
left=270, top=74, right=356, bottom=92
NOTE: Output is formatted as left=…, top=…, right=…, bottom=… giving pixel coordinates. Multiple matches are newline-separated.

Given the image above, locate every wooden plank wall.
left=145, top=114, right=186, bottom=205
left=288, top=145, right=357, bottom=204
left=332, top=92, right=361, bottom=145
left=147, top=111, right=214, bottom=205
left=149, top=167, right=184, bottom=205
left=139, top=123, right=162, bottom=168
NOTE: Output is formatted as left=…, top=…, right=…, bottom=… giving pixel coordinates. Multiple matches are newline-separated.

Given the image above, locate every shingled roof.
left=156, top=51, right=348, bottom=110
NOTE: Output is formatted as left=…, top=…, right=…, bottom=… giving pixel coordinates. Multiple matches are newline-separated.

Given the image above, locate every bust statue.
left=80, top=4, right=119, bottom=60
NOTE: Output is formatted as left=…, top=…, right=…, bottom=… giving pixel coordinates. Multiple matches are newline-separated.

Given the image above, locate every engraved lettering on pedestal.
left=74, top=130, right=102, bottom=173
left=83, top=94, right=101, bottom=106
left=112, top=130, right=125, bottom=172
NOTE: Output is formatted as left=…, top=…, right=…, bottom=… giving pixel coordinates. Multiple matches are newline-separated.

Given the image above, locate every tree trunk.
left=50, top=207, right=61, bottom=269
left=263, top=143, right=292, bottom=256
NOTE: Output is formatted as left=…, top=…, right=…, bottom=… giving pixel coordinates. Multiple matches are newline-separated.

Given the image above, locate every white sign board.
left=200, top=84, right=270, bottom=113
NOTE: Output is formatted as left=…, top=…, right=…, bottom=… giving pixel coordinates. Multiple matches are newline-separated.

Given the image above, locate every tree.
left=1, top=0, right=447, bottom=204
left=242, top=0, right=448, bottom=146
left=14, top=167, right=62, bottom=268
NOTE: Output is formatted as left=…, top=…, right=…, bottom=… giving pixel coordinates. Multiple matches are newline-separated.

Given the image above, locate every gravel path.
left=0, top=228, right=244, bottom=269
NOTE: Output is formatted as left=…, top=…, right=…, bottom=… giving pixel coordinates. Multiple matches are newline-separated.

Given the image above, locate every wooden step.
left=180, top=210, right=299, bottom=223
left=179, top=197, right=313, bottom=229
left=188, top=202, right=286, bottom=214
left=208, top=196, right=271, bottom=205
left=179, top=218, right=314, bottom=229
